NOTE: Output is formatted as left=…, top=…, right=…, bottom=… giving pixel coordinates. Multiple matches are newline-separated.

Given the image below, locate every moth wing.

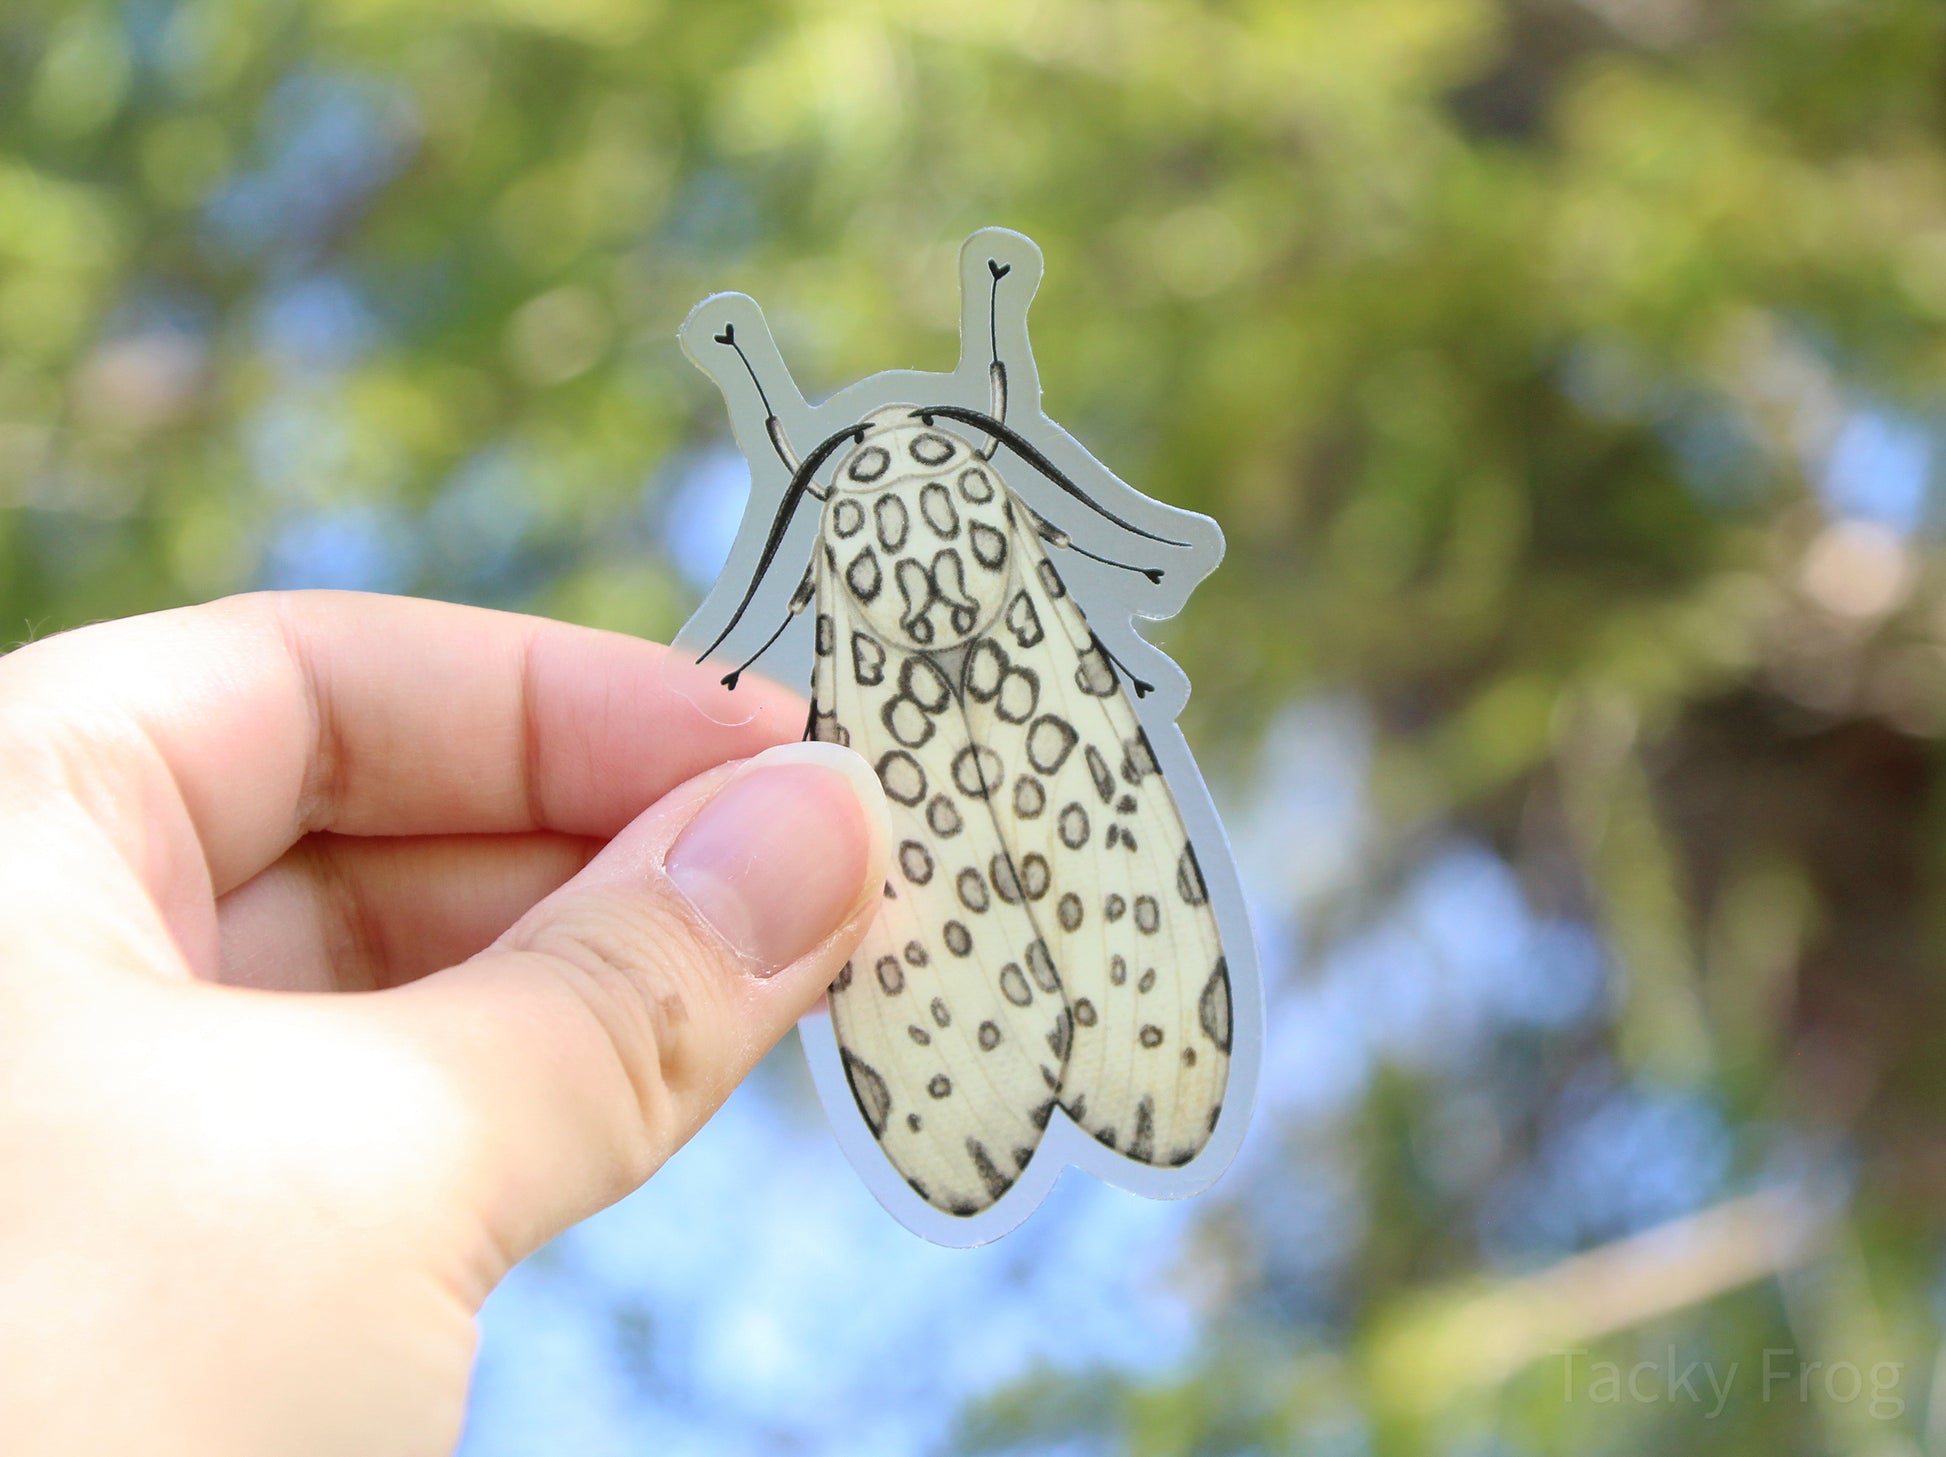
left=811, top=537, right=1071, bottom=1215
left=962, top=495, right=1232, bottom=1169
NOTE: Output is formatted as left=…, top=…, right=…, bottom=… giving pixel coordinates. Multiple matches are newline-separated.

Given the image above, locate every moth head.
left=833, top=406, right=973, bottom=494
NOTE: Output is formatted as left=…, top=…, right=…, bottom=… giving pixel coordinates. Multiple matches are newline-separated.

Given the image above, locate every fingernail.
left=665, top=742, right=890, bottom=974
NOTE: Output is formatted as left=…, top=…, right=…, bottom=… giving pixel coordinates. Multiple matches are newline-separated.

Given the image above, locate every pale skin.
left=0, top=590, right=892, bottom=1457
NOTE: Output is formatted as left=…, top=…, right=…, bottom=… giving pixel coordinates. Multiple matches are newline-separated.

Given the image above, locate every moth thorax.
left=826, top=457, right=1016, bottom=654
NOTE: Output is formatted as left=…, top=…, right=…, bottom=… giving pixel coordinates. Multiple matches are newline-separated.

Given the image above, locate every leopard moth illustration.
left=675, top=228, right=1260, bottom=1244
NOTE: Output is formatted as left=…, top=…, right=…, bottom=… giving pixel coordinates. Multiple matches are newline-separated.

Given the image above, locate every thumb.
left=371, top=740, right=891, bottom=1284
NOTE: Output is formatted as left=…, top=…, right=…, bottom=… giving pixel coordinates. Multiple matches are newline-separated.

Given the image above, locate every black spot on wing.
left=952, top=745, right=1002, bottom=797
left=898, top=840, right=934, bottom=884
left=990, top=852, right=1023, bottom=904
left=926, top=794, right=963, bottom=837
left=882, top=695, right=935, bottom=748
left=842, top=1050, right=892, bottom=1138
left=1075, top=642, right=1117, bottom=696
left=875, top=956, right=904, bottom=995
left=876, top=750, right=926, bottom=805
left=1177, top=843, right=1210, bottom=906
left=957, top=867, right=990, bottom=913
left=957, top=465, right=995, bottom=503
left=1200, top=958, right=1233, bottom=1052
left=999, top=963, right=1032, bottom=1005
left=1058, top=803, right=1090, bottom=849
left=1085, top=746, right=1115, bottom=803
left=1013, top=775, right=1046, bottom=819
left=1027, top=715, right=1077, bottom=774
left=964, top=638, right=1006, bottom=702
left=850, top=632, right=885, bottom=685
left=1026, top=937, right=1060, bottom=991
left=1047, top=1007, right=1073, bottom=1061
left=967, top=1138, right=1012, bottom=1201
left=831, top=497, right=865, bottom=537
left=899, top=654, right=953, bottom=712
left=996, top=666, right=1039, bottom=725
left=1020, top=853, right=1051, bottom=901
left=1005, top=590, right=1043, bottom=647
left=1128, top=1095, right=1156, bottom=1164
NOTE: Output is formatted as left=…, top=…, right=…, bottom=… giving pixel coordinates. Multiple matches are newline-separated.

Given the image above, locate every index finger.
left=0, top=591, right=804, bottom=900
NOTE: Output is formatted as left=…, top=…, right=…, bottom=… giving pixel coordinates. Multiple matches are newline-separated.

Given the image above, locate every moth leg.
left=978, top=258, right=1011, bottom=462
left=1033, top=517, right=1165, bottom=585
left=1088, top=632, right=1155, bottom=699
left=720, top=569, right=814, bottom=690
left=713, top=323, right=802, bottom=472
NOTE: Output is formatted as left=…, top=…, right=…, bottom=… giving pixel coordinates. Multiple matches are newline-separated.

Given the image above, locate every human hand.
left=0, top=591, right=891, bottom=1457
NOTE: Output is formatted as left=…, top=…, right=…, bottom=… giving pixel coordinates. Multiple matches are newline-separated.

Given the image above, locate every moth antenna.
left=714, top=322, right=801, bottom=472
left=912, top=405, right=1190, bottom=548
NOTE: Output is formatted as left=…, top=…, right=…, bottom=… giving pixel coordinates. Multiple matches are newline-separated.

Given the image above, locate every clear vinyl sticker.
left=674, top=228, right=1261, bottom=1245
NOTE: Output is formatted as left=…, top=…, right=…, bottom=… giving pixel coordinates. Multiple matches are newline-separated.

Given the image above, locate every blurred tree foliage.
left=6, top=0, right=1946, bottom=1452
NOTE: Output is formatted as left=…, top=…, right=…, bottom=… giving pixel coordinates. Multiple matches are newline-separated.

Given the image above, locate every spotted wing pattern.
left=966, top=497, right=1231, bottom=1169
left=813, top=487, right=1232, bottom=1214
left=813, top=545, right=1071, bottom=1215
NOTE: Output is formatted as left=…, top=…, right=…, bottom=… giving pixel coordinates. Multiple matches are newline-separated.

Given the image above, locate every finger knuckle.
left=512, top=897, right=721, bottom=1166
